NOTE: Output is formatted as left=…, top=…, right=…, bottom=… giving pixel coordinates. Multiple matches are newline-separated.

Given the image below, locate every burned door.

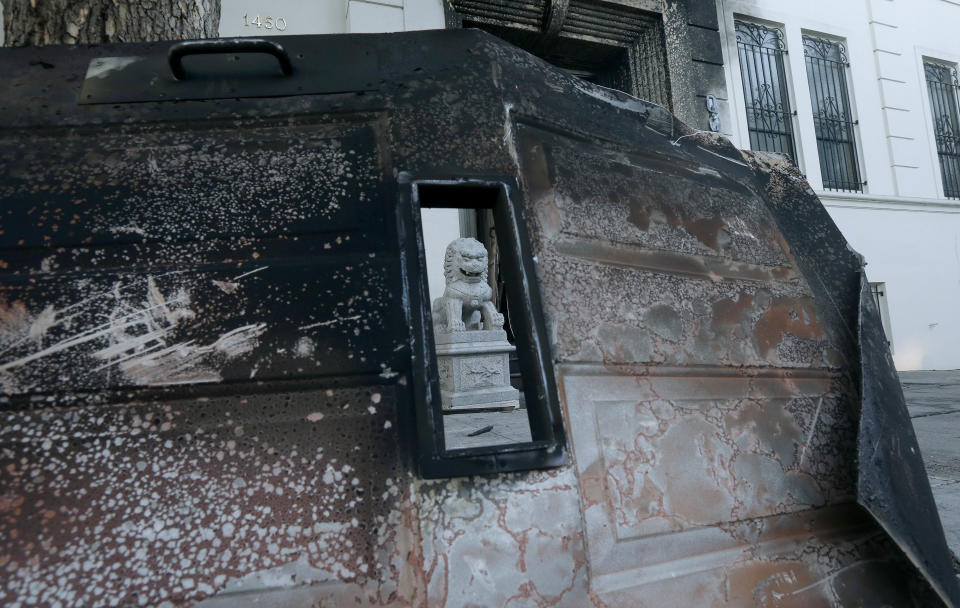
left=0, top=29, right=957, bottom=608
left=0, top=41, right=420, bottom=605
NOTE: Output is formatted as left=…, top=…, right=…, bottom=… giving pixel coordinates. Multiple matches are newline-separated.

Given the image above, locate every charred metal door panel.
left=751, top=154, right=960, bottom=607
left=0, top=116, right=401, bottom=397
left=0, top=101, right=421, bottom=605
left=0, top=386, right=412, bottom=606
left=514, top=120, right=943, bottom=605
left=517, top=123, right=843, bottom=371
left=411, top=466, right=590, bottom=606
left=560, top=372, right=886, bottom=603
left=522, top=130, right=794, bottom=269
left=563, top=374, right=855, bottom=534
left=0, top=255, right=398, bottom=394
left=0, top=119, right=387, bottom=247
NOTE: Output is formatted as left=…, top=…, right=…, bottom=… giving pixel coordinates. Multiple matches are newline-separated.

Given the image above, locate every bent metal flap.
left=0, top=31, right=956, bottom=607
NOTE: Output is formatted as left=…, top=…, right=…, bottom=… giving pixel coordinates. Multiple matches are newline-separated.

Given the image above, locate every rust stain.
left=681, top=216, right=730, bottom=252
left=0, top=298, right=31, bottom=336
left=579, top=459, right=607, bottom=509
left=623, top=185, right=733, bottom=253
left=755, top=298, right=825, bottom=357
left=725, top=560, right=830, bottom=607
left=626, top=203, right=651, bottom=231
left=712, top=294, right=755, bottom=327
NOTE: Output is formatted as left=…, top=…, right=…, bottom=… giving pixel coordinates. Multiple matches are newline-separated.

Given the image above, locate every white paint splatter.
left=90, top=277, right=266, bottom=385
left=294, top=337, right=315, bottom=357
left=298, top=315, right=362, bottom=331
left=108, top=225, right=148, bottom=237
left=232, top=266, right=269, bottom=281
left=84, top=56, right=142, bottom=80
left=27, top=306, right=57, bottom=344
left=212, top=280, right=240, bottom=294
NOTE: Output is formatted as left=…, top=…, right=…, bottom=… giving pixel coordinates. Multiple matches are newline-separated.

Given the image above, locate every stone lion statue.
left=432, top=238, right=504, bottom=332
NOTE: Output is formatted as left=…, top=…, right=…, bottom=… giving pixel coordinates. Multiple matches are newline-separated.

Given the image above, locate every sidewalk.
left=443, top=409, right=532, bottom=449
left=901, top=371, right=960, bottom=566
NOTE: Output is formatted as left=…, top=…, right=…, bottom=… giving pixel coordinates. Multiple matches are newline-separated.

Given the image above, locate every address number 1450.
left=242, top=14, right=288, bottom=31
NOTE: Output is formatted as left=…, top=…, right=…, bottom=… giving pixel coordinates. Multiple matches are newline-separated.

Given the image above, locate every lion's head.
left=443, top=238, right=488, bottom=286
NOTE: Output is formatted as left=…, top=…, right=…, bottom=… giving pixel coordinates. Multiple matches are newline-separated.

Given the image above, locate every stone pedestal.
left=435, top=329, right=520, bottom=412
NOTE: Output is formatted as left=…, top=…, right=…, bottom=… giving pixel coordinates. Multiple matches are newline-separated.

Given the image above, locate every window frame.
left=396, top=174, right=567, bottom=479
left=801, top=32, right=865, bottom=193
left=733, top=18, right=800, bottom=162
left=922, top=58, right=960, bottom=200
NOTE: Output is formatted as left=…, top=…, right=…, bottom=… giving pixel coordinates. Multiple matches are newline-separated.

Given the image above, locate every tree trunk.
left=3, top=0, right=219, bottom=47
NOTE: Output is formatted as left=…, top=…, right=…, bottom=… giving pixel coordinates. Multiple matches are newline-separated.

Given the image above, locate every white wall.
left=420, top=208, right=461, bottom=307
left=219, top=0, right=445, bottom=37
left=825, top=201, right=960, bottom=370
left=717, top=0, right=960, bottom=369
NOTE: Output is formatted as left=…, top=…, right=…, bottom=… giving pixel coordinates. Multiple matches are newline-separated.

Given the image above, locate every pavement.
left=901, top=371, right=960, bottom=566
left=443, top=408, right=532, bottom=449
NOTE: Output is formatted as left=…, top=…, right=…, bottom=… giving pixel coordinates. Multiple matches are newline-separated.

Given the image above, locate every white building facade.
left=218, top=0, right=445, bottom=37
left=714, top=0, right=960, bottom=370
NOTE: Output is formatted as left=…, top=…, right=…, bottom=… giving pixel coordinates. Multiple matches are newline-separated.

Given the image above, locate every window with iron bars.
left=803, top=35, right=863, bottom=192
left=735, top=21, right=797, bottom=161
left=924, top=61, right=960, bottom=199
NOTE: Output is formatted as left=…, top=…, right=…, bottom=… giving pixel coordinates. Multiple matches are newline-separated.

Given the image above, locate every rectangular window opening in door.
left=400, top=177, right=567, bottom=478
left=420, top=203, right=532, bottom=450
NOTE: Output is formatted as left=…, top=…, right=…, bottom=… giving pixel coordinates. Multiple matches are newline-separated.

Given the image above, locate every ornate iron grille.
left=735, top=21, right=797, bottom=160
left=803, top=36, right=863, bottom=192
left=924, top=61, right=960, bottom=199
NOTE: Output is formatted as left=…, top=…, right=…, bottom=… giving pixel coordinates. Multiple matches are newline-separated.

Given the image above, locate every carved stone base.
left=435, top=330, right=520, bottom=413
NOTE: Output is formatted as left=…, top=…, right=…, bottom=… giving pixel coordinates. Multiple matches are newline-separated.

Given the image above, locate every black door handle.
left=167, top=38, right=294, bottom=80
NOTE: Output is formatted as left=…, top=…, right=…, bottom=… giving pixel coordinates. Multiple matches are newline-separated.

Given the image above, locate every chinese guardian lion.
left=432, top=238, right=504, bottom=332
